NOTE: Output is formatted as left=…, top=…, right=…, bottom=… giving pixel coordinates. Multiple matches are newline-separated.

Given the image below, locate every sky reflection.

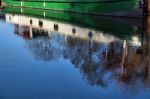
left=0, top=8, right=150, bottom=99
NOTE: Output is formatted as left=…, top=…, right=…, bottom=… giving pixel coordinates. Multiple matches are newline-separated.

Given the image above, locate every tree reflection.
left=14, top=24, right=150, bottom=93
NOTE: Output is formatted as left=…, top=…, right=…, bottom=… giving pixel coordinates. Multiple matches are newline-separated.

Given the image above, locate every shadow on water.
left=0, top=6, right=150, bottom=97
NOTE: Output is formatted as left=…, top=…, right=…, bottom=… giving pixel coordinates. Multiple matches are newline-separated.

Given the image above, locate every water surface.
left=0, top=9, right=150, bottom=99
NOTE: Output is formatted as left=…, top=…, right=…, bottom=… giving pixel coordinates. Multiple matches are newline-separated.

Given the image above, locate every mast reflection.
left=5, top=13, right=150, bottom=94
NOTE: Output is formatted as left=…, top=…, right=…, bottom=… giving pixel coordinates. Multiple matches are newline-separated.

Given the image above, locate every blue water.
left=0, top=13, right=150, bottom=99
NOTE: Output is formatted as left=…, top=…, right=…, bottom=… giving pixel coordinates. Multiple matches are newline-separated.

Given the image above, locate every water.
left=0, top=8, right=150, bottom=99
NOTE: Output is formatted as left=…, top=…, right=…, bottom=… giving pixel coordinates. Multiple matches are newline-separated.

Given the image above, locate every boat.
left=2, top=7, right=142, bottom=46
left=3, top=0, right=143, bottom=17
left=2, top=6, right=142, bottom=39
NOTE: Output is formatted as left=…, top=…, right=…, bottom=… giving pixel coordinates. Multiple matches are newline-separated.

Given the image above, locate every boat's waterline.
left=3, top=6, right=140, bottom=38
left=3, top=0, right=143, bottom=17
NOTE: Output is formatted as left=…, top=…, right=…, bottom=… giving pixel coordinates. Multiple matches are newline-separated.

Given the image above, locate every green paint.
left=4, top=0, right=140, bottom=13
left=3, top=7, right=140, bottom=40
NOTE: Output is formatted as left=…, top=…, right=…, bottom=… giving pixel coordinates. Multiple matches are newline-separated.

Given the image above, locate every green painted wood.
left=4, top=0, right=140, bottom=13
left=3, top=7, right=140, bottom=40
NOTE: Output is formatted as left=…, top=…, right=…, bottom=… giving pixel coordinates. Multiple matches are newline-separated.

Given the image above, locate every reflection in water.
left=19, top=28, right=150, bottom=94
left=0, top=10, right=150, bottom=98
left=0, top=13, right=5, bottom=21
left=6, top=13, right=150, bottom=91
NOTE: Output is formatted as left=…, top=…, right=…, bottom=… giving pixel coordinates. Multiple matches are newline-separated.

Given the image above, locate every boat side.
left=3, top=6, right=141, bottom=40
left=3, top=0, right=143, bottom=17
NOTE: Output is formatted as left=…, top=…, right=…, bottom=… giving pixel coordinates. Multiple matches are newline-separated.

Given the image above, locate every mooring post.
left=144, top=15, right=150, bottom=74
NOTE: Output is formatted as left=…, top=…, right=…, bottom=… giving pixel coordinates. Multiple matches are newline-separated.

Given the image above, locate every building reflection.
left=5, top=13, right=150, bottom=93
left=0, top=13, right=5, bottom=21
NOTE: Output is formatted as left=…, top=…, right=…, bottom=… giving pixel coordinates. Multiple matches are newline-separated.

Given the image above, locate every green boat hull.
left=3, top=7, right=141, bottom=39
left=3, top=0, right=142, bottom=17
